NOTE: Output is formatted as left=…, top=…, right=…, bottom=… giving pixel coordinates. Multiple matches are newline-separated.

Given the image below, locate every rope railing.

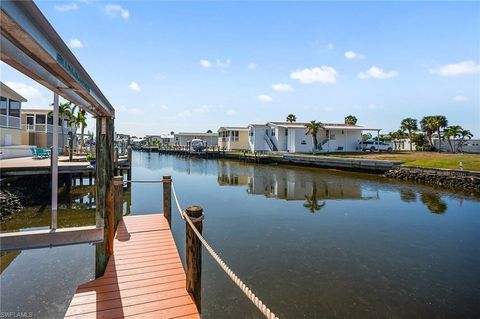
left=171, top=183, right=279, bottom=319
left=123, top=180, right=165, bottom=183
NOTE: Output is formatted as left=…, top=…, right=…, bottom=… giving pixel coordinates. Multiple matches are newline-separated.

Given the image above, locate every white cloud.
left=4, top=82, right=41, bottom=100
left=160, top=104, right=168, bottom=110
left=290, top=66, right=337, bottom=84
left=258, top=94, right=273, bottom=103
left=272, top=83, right=294, bottom=92
left=54, top=3, right=78, bottom=12
left=226, top=109, right=237, bottom=116
left=200, top=59, right=212, bottom=68
left=128, top=82, right=140, bottom=92
left=358, top=66, right=398, bottom=79
left=367, top=103, right=384, bottom=110
left=129, top=107, right=144, bottom=116
left=193, top=105, right=211, bottom=113
left=154, top=73, right=166, bottom=80
left=430, top=60, right=480, bottom=77
left=68, top=39, right=83, bottom=48
left=454, top=95, right=468, bottom=102
left=325, top=106, right=334, bottom=112
left=105, top=4, right=129, bottom=20
left=247, top=62, right=257, bottom=70
left=177, top=110, right=193, bottom=118
left=327, top=43, right=334, bottom=50
left=344, top=51, right=365, bottom=60
left=216, top=59, right=231, bottom=69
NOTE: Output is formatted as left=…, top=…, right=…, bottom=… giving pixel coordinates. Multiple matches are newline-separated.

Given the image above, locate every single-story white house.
left=174, top=132, right=219, bottom=146
left=248, top=121, right=381, bottom=153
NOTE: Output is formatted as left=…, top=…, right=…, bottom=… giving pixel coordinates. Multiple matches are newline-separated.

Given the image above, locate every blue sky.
left=2, top=1, right=479, bottom=136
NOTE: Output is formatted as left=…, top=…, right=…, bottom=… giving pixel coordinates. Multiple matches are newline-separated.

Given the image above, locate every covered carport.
left=1, top=0, right=116, bottom=276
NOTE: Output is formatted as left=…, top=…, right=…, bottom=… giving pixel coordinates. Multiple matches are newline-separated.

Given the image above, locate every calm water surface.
left=1, top=151, right=479, bottom=318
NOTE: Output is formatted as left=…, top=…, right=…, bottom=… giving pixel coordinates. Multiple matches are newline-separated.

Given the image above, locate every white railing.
left=0, top=114, right=7, bottom=127
left=0, top=115, right=21, bottom=128
left=35, top=124, right=46, bottom=132
left=8, top=116, right=20, bottom=128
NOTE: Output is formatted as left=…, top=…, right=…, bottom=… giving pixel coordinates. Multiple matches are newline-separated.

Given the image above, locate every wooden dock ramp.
left=65, top=214, right=200, bottom=318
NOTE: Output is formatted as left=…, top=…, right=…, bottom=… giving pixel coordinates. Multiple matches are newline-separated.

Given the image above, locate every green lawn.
left=318, top=152, right=480, bottom=171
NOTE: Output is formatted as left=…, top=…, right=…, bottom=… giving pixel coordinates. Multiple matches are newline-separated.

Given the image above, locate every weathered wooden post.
left=162, top=176, right=172, bottom=228
left=127, top=145, right=132, bottom=182
left=185, top=205, right=204, bottom=313
left=113, top=175, right=124, bottom=230
left=95, top=116, right=115, bottom=278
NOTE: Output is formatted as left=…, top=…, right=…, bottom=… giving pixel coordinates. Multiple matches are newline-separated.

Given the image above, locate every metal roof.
left=0, top=81, right=27, bottom=102
left=218, top=126, right=248, bottom=131
left=0, top=0, right=114, bottom=117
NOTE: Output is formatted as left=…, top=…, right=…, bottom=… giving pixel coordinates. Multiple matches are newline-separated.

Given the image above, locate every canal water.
left=1, top=151, right=479, bottom=318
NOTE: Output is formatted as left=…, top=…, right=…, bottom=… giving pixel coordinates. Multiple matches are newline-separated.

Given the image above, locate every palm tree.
left=74, top=109, right=88, bottom=152
left=400, top=118, right=418, bottom=151
left=304, top=120, right=324, bottom=151
left=457, top=129, right=473, bottom=152
left=344, top=115, right=358, bottom=125
left=443, top=125, right=462, bottom=152
left=420, top=116, right=437, bottom=149
left=432, top=115, right=448, bottom=152
left=48, top=101, right=73, bottom=149
left=303, top=182, right=326, bottom=213
left=286, top=114, right=297, bottom=123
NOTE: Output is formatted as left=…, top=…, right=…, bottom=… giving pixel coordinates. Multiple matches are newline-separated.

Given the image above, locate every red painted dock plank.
left=65, top=214, right=199, bottom=319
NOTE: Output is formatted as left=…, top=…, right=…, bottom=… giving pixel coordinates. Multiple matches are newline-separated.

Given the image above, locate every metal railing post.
left=162, top=176, right=172, bottom=227
left=185, top=205, right=203, bottom=313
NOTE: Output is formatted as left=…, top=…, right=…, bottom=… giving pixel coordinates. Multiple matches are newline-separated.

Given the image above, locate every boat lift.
left=0, top=0, right=116, bottom=272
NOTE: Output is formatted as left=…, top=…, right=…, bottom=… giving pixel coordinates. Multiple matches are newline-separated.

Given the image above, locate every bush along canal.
left=1, top=151, right=479, bottom=318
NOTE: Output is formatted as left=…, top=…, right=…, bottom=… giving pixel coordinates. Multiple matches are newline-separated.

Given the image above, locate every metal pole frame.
left=51, top=92, right=59, bottom=230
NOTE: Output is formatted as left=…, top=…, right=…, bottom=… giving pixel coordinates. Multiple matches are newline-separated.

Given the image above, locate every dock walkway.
left=65, top=214, right=200, bottom=318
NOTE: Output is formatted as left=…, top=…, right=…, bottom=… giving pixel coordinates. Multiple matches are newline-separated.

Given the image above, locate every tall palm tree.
left=48, top=101, right=73, bottom=149
left=344, top=115, right=358, bottom=125
left=74, top=109, right=88, bottom=152
left=457, top=129, right=473, bottom=152
left=432, top=115, right=448, bottom=152
left=443, top=125, right=462, bottom=152
left=286, top=114, right=297, bottom=123
left=420, top=116, right=437, bottom=149
left=304, top=120, right=324, bottom=151
left=400, top=118, right=418, bottom=151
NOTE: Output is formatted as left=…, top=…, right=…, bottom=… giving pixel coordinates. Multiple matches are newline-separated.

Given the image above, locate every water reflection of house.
left=217, top=160, right=249, bottom=185
left=217, top=160, right=375, bottom=201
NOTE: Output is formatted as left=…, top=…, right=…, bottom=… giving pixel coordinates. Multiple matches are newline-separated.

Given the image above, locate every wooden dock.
left=65, top=214, right=200, bottom=319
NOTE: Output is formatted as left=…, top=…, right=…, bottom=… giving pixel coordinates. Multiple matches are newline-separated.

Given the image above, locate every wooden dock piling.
left=163, top=175, right=172, bottom=228
left=185, top=205, right=204, bottom=313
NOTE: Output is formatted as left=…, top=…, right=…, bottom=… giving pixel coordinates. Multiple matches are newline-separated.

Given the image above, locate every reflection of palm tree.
left=303, top=182, right=326, bottom=213
left=399, top=188, right=417, bottom=203
left=420, top=192, right=447, bottom=214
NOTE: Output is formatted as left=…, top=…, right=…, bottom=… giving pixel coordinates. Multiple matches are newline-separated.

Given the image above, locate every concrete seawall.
left=278, top=154, right=402, bottom=172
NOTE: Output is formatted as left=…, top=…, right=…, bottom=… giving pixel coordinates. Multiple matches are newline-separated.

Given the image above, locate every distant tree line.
left=379, top=116, right=473, bottom=152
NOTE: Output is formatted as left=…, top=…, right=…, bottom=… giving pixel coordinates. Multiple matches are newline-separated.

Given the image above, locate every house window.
left=342, top=130, right=344, bottom=134
left=47, top=115, right=54, bottom=125
left=271, top=128, right=275, bottom=136
left=301, top=140, right=306, bottom=145
left=27, top=115, right=34, bottom=125
left=0, top=97, right=7, bottom=115
left=36, top=114, right=46, bottom=124
left=8, top=99, right=20, bottom=117
left=285, top=129, right=288, bottom=136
